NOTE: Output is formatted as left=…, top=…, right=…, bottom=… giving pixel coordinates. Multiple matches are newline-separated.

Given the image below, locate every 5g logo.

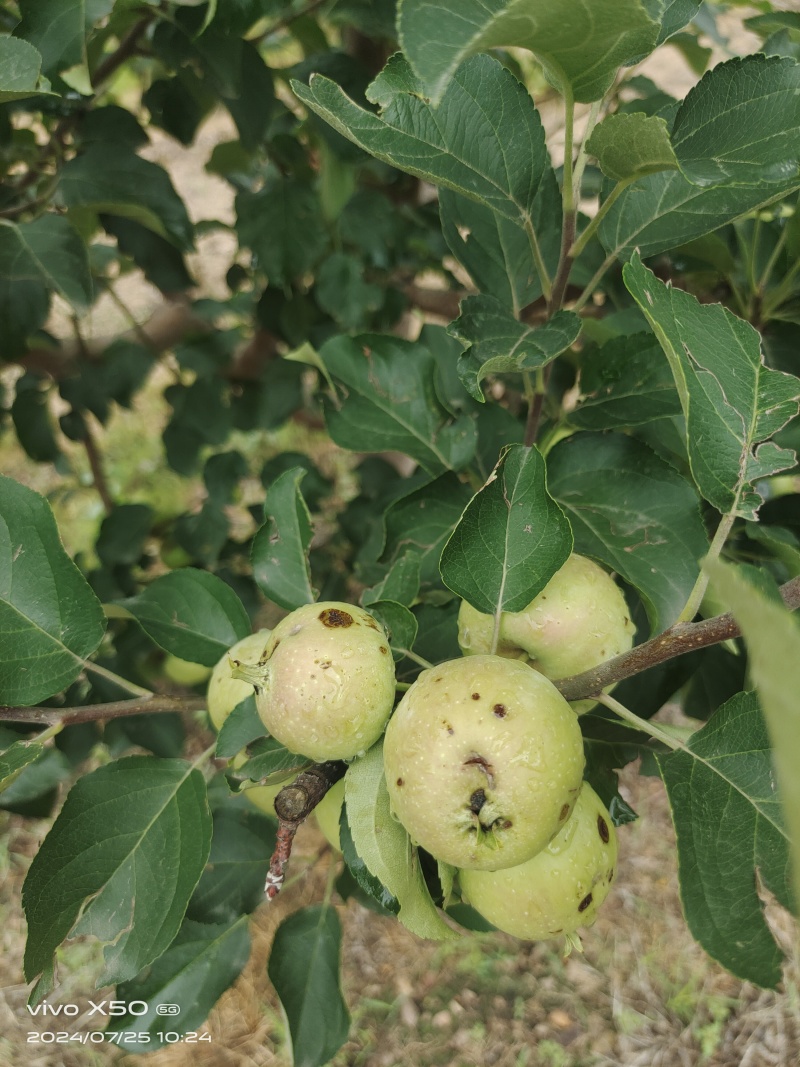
left=156, top=1005, right=181, bottom=1016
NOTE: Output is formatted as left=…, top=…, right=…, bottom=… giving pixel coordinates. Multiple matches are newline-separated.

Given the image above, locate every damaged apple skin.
left=459, top=782, right=618, bottom=940
left=237, top=602, right=397, bottom=762
left=383, top=655, right=585, bottom=871
left=457, top=554, right=636, bottom=712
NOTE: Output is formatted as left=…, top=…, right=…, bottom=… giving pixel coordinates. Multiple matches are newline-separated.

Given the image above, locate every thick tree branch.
left=554, top=575, right=800, bottom=702
left=0, top=695, right=206, bottom=726
left=266, top=761, right=346, bottom=899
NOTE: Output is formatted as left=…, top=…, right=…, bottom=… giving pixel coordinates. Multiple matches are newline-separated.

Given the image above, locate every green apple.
left=164, top=655, right=212, bottom=687
left=383, top=655, right=585, bottom=872
left=459, top=782, right=618, bottom=940
left=313, top=778, right=345, bottom=850
left=208, top=630, right=295, bottom=816
left=232, top=602, right=396, bottom=762
left=207, top=630, right=273, bottom=732
left=457, top=554, right=635, bottom=712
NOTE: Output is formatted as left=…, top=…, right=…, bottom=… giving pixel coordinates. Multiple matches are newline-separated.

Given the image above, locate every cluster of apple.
left=207, top=554, right=634, bottom=942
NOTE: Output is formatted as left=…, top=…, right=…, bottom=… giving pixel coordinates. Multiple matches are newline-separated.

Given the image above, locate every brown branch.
left=250, top=0, right=329, bottom=43
left=554, top=575, right=800, bottom=702
left=402, top=283, right=466, bottom=321
left=0, top=696, right=206, bottom=726
left=266, top=761, right=346, bottom=899
left=83, top=421, right=114, bottom=514
left=17, top=299, right=205, bottom=380
left=91, top=14, right=153, bottom=91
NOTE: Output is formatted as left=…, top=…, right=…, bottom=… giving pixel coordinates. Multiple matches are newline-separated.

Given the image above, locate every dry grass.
left=3, top=765, right=798, bottom=1067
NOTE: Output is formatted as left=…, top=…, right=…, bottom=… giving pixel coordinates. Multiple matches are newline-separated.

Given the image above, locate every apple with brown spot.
left=232, top=601, right=396, bottom=761
left=383, top=655, right=585, bottom=871
left=459, top=782, right=618, bottom=939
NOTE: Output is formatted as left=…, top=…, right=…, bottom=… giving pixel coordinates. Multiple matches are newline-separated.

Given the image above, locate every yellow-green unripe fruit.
left=383, top=655, right=585, bottom=872
left=236, top=602, right=396, bottom=762
left=208, top=631, right=273, bottom=731
left=313, top=778, right=345, bottom=850
left=460, top=782, right=617, bottom=939
left=457, top=554, right=635, bottom=712
left=164, top=655, right=213, bottom=687
left=208, top=630, right=293, bottom=817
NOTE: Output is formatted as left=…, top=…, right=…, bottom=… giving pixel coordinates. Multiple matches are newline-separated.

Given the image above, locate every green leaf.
left=236, top=177, right=326, bottom=286
left=234, top=736, right=309, bottom=788
left=58, top=145, right=194, bottom=251
left=106, top=916, right=250, bottom=1047
left=293, top=53, right=550, bottom=233
left=624, top=253, right=800, bottom=519
left=655, top=0, right=703, bottom=45
left=397, top=0, right=659, bottom=104
left=440, top=443, right=572, bottom=618
left=671, top=55, right=800, bottom=187
left=121, top=569, right=251, bottom=667
left=268, top=906, right=351, bottom=1067
left=23, top=756, right=212, bottom=992
left=345, top=741, right=458, bottom=940
left=189, top=805, right=276, bottom=923
left=450, top=299, right=581, bottom=402
left=316, top=251, right=383, bottom=330
left=547, top=432, right=707, bottom=634
left=214, top=695, right=265, bottom=760
left=439, top=170, right=561, bottom=315
left=16, top=0, right=114, bottom=76
left=571, top=333, right=683, bottom=430
left=365, top=600, right=419, bottom=661
left=0, top=217, right=92, bottom=311
left=0, top=277, right=49, bottom=358
left=657, top=693, right=792, bottom=988
left=382, top=473, right=474, bottom=586
left=0, top=36, right=57, bottom=102
left=340, top=805, right=399, bottom=913
left=362, top=551, right=421, bottom=608
left=0, top=475, right=105, bottom=706
left=597, top=168, right=800, bottom=261
left=587, top=112, right=678, bottom=182
left=706, top=561, right=800, bottom=915
left=320, top=333, right=477, bottom=475
left=0, top=739, right=45, bottom=794
left=252, top=467, right=315, bottom=612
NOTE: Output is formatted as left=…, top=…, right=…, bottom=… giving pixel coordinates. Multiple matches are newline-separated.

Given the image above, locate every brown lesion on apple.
left=471, top=692, right=481, bottom=700
left=559, top=803, right=571, bottom=821
left=493, top=703, right=507, bottom=717
left=319, top=608, right=354, bottom=628
left=578, top=892, right=593, bottom=912
left=597, top=815, right=610, bottom=843
left=464, top=752, right=494, bottom=786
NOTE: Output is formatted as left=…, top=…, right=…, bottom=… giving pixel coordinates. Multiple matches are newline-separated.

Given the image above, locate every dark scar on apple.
left=319, top=608, right=353, bottom=627
left=396, top=777, right=404, bottom=787
left=493, top=704, right=507, bottom=717
left=559, top=803, right=570, bottom=821
left=464, top=753, right=494, bottom=785
left=471, top=692, right=480, bottom=700
left=578, top=893, right=593, bottom=912
left=379, top=646, right=389, bottom=654
left=469, top=788, right=486, bottom=814
left=597, top=815, right=610, bottom=843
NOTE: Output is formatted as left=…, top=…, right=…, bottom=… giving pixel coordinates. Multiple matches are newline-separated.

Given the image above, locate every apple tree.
left=1, top=0, right=799, bottom=1062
